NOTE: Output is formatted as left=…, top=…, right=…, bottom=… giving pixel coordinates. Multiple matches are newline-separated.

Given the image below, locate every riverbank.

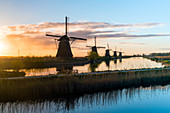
left=0, top=56, right=134, bottom=69
left=1, top=67, right=170, bottom=102
left=0, top=71, right=25, bottom=78
left=146, top=56, right=170, bottom=66
left=0, top=56, right=89, bottom=69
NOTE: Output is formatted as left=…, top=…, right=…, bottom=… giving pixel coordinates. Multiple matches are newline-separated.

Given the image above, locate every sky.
left=0, top=0, right=170, bottom=57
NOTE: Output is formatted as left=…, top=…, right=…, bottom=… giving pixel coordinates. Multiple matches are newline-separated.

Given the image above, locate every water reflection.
left=56, top=66, right=73, bottom=74
left=0, top=85, right=170, bottom=113
left=89, top=61, right=102, bottom=72
left=21, top=57, right=164, bottom=76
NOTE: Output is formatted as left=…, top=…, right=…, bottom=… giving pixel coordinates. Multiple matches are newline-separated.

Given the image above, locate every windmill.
left=46, top=17, right=87, bottom=60
left=118, top=49, right=125, bottom=58
left=113, top=46, right=118, bottom=58
left=86, top=36, right=105, bottom=54
left=105, top=43, right=112, bottom=58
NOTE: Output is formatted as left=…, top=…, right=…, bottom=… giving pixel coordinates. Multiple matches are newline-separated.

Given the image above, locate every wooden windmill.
left=113, top=46, right=118, bottom=58
left=118, top=49, right=125, bottom=58
left=86, top=36, right=105, bottom=54
left=105, top=43, right=112, bottom=58
left=46, top=17, right=87, bottom=60
left=113, top=47, right=124, bottom=58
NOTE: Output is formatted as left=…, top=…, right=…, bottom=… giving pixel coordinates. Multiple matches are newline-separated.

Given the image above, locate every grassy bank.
left=0, top=71, right=25, bottom=78
left=0, top=56, right=89, bottom=69
left=146, top=56, right=170, bottom=66
left=1, top=68, right=170, bottom=102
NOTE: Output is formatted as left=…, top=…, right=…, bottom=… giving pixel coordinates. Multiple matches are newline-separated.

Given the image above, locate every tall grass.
left=0, top=68, right=170, bottom=102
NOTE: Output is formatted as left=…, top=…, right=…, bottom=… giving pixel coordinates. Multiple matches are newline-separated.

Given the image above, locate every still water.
left=1, top=85, right=170, bottom=113
left=21, top=57, right=164, bottom=76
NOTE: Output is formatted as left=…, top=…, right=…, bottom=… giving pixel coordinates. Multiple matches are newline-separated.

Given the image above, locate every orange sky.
left=0, top=21, right=169, bottom=57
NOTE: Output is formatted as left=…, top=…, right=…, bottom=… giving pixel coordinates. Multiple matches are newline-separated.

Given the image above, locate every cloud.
left=158, top=48, right=170, bottom=50
left=0, top=21, right=168, bottom=56
left=113, top=42, right=145, bottom=45
left=95, top=33, right=170, bottom=39
left=5, top=21, right=166, bottom=39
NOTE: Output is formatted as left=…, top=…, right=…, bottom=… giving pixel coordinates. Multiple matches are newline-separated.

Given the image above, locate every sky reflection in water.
left=21, top=57, right=164, bottom=76
left=0, top=85, right=170, bottom=113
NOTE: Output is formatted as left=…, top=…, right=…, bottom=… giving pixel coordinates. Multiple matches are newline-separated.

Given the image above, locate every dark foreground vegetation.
left=0, top=71, right=25, bottom=78
left=0, top=68, right=170, bottom=102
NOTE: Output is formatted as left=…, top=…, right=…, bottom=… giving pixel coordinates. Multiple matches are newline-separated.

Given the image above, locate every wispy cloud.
left=4, top=21, right=167, bottom=39
left=158, top=48, right=170, bottom=50
left=113, top=42, right=145, bottom=45
left=0, top=21, right=168, bottom=56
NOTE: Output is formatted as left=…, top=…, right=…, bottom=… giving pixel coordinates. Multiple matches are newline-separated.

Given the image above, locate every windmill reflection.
left=104, top=60, right=110, bottom=70
left=119, top=58, right=122, bottom=63
left=56, top=66, right=73, bottom=74
left=114, top=59, right=117, bottom=64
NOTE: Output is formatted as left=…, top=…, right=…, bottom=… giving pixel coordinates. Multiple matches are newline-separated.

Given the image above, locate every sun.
left=0, top=41, right=5, bottom=51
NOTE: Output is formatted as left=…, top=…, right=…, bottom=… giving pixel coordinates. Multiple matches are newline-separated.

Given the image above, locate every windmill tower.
left=86, top=36, right=105, bottom=54
left=105, top=43, right=112, bottom=58
left=118, top=49, right=124, bottom=58
left=46, top=17, right=87, bottom=60
left=113, top=46, right=117, bottom=58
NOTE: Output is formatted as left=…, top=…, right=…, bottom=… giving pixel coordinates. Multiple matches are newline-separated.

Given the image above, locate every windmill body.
left=46, top=17, right=87, bottom=60
left=105, top=49, right=110, bottom=57
left=92, top=46, right=97, bottom=53
left=56, top=35, right=73, bottom=59
left=105, top=44, right=111, bottom=58
left=113, top=51, right=117, bottom=58
left=119, top=52, right=122, bottom=57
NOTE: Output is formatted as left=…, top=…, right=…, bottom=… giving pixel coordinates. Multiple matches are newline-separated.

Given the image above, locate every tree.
left=87, top=51, right=99, bottom=61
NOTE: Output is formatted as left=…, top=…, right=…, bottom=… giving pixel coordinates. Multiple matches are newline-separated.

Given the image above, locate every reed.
left=0, top=68, right=170, bottom=102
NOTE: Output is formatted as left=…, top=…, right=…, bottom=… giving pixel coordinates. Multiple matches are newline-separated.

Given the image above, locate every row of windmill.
left=46, top=17, right=124, bottom=60
left=87, top=36, right=124, bottom=58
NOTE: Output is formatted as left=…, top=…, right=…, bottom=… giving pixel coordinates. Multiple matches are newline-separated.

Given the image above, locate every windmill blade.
left=46, top=34, right=61, bottom=37
left=70, top=37, right=87, bottom=41
left=107, top=43, right=109, bottom=49
left=97, top=46, right=105, bottom=48
left=86, top=46, right=93, bottom=48
left=54, top=39, right=58, bottom=49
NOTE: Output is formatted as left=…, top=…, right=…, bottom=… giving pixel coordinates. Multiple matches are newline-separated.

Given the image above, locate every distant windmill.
left=113, top=47, right=124, bottom=58
left=86, top=36, right=105, bottom=54
left=118, top=49, right=125, bottom=58
left=46, top=17, right=87, bottom=60
left=113, top=46, right=118, bottom=58
left=105, top=43, right=112, bottom=58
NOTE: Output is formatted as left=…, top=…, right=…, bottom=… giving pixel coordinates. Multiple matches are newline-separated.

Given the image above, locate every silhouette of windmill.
left=113, top=47, right=124, bottom=58
left=113, top=46, right=118, bottom=58
left=105, top=43, right=112, bottom=58
left=118, top=49, right=124, bottom=58
left=46, top=17, right=87, bottom=60
left=86, top=36, right=105, bottom=54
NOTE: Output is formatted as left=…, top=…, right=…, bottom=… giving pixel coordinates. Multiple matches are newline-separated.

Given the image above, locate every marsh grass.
left=0, top=71, right=25, bottom=78
left=0, top=68, right=170, bottom=102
